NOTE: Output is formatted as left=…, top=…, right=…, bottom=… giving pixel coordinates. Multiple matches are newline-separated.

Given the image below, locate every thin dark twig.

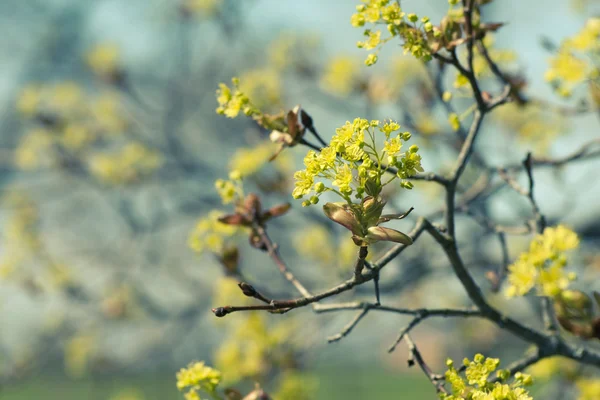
left=328, top=306, right=370, bottom=343
left=388, top=314, right=424, bottom=353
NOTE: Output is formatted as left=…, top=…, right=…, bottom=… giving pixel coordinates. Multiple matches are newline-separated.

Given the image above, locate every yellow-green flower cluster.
left=216, top=78, right=259, bottom=118
left=176, top=361, right=222, bottom=400
left=188, top=210, right=240, bottom=254
left=506, top=225, right=579, bottom=298
left=442, top=354, right=533, bottom=400
left=293, top=118, right=422, bottom=207
left=545, top=18, right=600, bottom=97
left=351, top=0, right=434, bottom=64
left=214, top=172, right=244, bottom=204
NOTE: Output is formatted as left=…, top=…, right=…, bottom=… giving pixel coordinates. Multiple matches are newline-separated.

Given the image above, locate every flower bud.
left=314, top=182, right=325, bottom=193
left=310, top=196, right=319, bottom=205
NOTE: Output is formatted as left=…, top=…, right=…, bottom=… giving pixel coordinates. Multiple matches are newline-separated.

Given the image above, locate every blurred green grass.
left=1, top=369, right=436, bottom=399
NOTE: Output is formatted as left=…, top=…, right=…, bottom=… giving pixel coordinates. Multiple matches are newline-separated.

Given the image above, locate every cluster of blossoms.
left=443, top=354, right=533, bottom=400
left=176, top=361, right=222, bottom=400
left=293, top=118, right=422, bottom=204
left=545, top=17, right=600, bottom=98
left=293, top=118, right=421, bottom=246
left=216, top=78, right=257, bottom=119
left=351, top=0, right=437, bottom=65
left=505, top=225, right=579, bottom=298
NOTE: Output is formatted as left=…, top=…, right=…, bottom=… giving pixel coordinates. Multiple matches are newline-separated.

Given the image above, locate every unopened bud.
left=212, top=307, right=229, bottom=318
left=238, top=282, right=257, bottom=297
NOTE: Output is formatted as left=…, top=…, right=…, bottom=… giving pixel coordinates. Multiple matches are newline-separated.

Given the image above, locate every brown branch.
left=254, top=224, right=312, bottom=299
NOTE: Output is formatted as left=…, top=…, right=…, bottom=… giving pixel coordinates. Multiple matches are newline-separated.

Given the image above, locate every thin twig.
left=328, top=306, right=370, bottom=343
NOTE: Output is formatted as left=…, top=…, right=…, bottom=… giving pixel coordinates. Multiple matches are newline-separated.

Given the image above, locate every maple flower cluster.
left=293, top=118, right=421, bottom=247
left=293, top=118, right=422, bottom=204
left=443, top=354, right=533, bottom=400
left=505, top=225, right=579, bottom=298
left=176, top=361, right=222, bottom=400
left=351, top=0, right=436, bottom=65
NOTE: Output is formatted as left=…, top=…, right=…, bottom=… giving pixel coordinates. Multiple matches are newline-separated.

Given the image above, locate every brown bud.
left=243, top=193, right=262, bottom=219
left=249, top=230, right=267, bottom=251
left=212, top=307, right=229, bottom=318
left=218, top=246, right=239, bottom=275
left=238, top=282, right=257, bottom=297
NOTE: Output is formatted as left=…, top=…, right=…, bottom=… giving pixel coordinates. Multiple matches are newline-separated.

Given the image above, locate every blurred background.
left=1, top=0, right=600, bottom=399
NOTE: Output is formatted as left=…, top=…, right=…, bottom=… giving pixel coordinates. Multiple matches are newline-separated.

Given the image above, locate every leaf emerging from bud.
left=323, top=202, right=363, bottom=236
left=218, top=213, right=248, bottom=226
left=365, top=226, right=413, bottom=245
left=261, top=203, right=291, bottom=222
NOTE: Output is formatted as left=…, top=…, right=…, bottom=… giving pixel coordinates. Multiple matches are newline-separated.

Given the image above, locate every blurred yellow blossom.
left=16, top=85, right=42, bottom=116
left=91, top=93, right=127, bottom=133
left=64, top=334, right=96, bottom=378
left=86, top=44, right=120, bottom=79
left=545, top=18, right=600, bottom=97
left=506, top=225, right=579, bottom=298
left=493, top=102, right=565, bottom=152
left=228, top=141, right=289, bottom=177
left=108, top=388, right=145, bottom=400
left=89, top=142, right=162, bottom=184
left=320, top=56, right=360, bottom=96
left=15, top=128, right=55, bottom=170
left=182, top=0, right=220, bottom=16
left=294, top=225, right=335, bottom=265
left=51, top=82, right=82, bottom=113
left=273, top=372, right=319, bottom=400
left=239, top=68, right=282, bottom=109
left=215, top=312, right=296, bottom=385
left=527, top=356, right=578, bottom=381
left=188, top=210, right=240, bottom=254
left=577, top=378, right=600, bottom=400
left=61, top=124, right=94, bottom=151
